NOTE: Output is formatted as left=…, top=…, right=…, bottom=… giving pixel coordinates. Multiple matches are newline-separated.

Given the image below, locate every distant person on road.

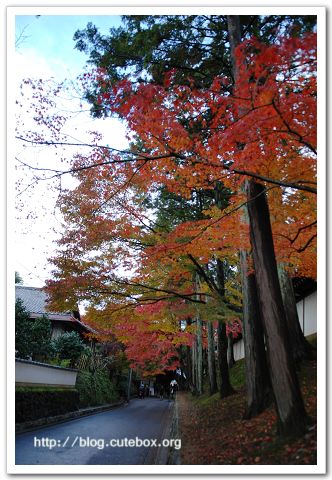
left=139, top=383, right=145, bottom=399
left=169, top=380, right=178, bottom=400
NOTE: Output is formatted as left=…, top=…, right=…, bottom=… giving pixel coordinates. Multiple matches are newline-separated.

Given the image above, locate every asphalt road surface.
left=15, top=397, right=175, bottom=465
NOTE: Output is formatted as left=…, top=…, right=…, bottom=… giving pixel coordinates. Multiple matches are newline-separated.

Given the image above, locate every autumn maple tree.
left=16, top=14, right=317, bottom=438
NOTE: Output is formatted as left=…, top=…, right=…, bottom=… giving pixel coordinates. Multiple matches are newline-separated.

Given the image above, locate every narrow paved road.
left=16, top=398, right=175, bottom=465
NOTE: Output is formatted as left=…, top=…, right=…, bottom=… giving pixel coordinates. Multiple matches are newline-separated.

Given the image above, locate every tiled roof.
left=15, top=286, right=73, bottom=320
left=15, top=286, right=94, bottom=332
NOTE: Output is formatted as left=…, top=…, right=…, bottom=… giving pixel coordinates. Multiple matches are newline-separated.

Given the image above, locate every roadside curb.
left=15, top=401, right=125, bottom=434
left=150, top=400, right=175, bottom=465
left=167, top=395, right=181, bottom=465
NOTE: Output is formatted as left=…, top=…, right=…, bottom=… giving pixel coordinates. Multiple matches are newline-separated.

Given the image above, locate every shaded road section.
left=16, top=398, right=175, bottom=465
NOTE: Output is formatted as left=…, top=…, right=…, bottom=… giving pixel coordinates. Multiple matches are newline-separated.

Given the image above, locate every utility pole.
left=126, top=367, right=133, bottom=403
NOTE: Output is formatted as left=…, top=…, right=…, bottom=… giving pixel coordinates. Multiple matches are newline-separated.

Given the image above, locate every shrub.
left=76, top=369, right=119, bottom=408
left=15, top=386, right=79, bottom=423
left=30, top=316, right=53, bottom=361
left=15, top=271, right=23, bottom=284
left=15, top=299, right=53, bottom=361
left=47, top=358, right=72, bottom=368
left=52, top=332, right=87, bottom=367
left=15, top=298, right=32, bottom=359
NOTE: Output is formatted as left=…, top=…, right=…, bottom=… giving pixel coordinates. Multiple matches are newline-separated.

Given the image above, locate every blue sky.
left=14, top=15, right=128, bottom=287
left=15, top=15, right=122, bottom=79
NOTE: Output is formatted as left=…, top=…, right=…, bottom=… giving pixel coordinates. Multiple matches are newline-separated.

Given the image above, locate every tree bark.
left=196, top=313, right=203, bottom=395
left=278, top=263, right=313, bottom=363
left=207, top=320, right=218, bottom=395
left=226, top=14, right=271, bottom=417
left=194, top=273, right=204, bottom=395
left=227, top=331, right=236, bottom=368
left=246, top=180, right=308, bottom=436
left=240, top=250, right=272, bottom=419
left=216, top=259, right=235, bottom=398
left=183, top=318, right=194, bottom=391
left=181, top=344, right=192, bottom=390
left=227, top=15, right=241, bottom=77
left=191, top=338, right=198, bottom=395
left=217, top=320, right=235, bottom=398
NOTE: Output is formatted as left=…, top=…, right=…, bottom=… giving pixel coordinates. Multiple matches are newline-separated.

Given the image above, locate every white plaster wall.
left=16, top=360, right=77, bottom=387
left=297, top=300, right=304, bottom=331
left=234, top=340, right=244, bottom=362
left=233, top=291, right=317, bottom=361
left=296, top=290, right=317, bottom=336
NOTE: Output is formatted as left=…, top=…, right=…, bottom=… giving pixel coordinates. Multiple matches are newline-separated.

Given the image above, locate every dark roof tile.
left=15, top=286, right=72, bottom=318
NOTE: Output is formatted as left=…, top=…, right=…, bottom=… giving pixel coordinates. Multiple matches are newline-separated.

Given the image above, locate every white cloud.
left=13, top=41, right=129, bottom=288
left=14, top=48, right=57, bottom=83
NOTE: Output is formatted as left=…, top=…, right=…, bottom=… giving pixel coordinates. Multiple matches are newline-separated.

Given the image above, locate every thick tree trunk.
left=227, top=15, right=241, bottom=77
left=227, top=331, right=236, bottom=368
left=194, top=274, right=204, bottom=395
left=278, top=263, right=313, bottom=362
left=240, top=250, right=272, bottom=419
left=191, top=339, right=198, bottom=395
left=182, top=344, right=192, bottom=390
left=196, top=314, right=203, bottom=395
left=183, top=319, right=194, bottom=391
left=217, top=320, right=235, bottom=398
left=246, top=180, right=308, bottom=436
left=203, top=347, right=208, bottom=378
left=207, top=320, right=218, bottom=395
left=216, top=259, right=235, bottom=398
left=226, top=14, right=270, bottom=416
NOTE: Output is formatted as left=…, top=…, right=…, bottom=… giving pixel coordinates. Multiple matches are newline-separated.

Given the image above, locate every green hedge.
left=16, top=387, right=79, bottom=423
left=16, top=371, right=121, bottom=423
left=76, top=370, right=119, bottom=408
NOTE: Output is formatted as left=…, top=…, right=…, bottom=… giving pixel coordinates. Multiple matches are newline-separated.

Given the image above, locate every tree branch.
left=112, top=278, right=208, bottom=304
left=16, top=136, right=317, bottom=194
left=16, top=135, right=184, bottom=162
left=271, top=98, right=317, bottom=155
left=187, top=254, right=219, bottom=294
left=230, top=168, right=317, bottom=194
left=295, top=234, right=317, bottom=253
